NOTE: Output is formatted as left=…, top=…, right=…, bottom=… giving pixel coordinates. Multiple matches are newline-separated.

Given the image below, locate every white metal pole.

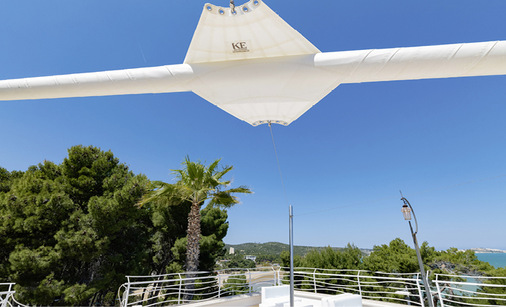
left=289, top=205, right=294, bottom=307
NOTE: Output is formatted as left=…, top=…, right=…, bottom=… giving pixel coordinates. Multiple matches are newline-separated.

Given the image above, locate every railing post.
left=310, top=269, right=315, bottom=293
left=248, top=269, right=252, bottom=293
left=426, top=270, right=433, bottom=307
left=434, top=276, right=444, bottom=307
left=123, top=277, right=131, bottom=307
left=0, top=284, right=11, bottom=307
left=405, top=285, right=412, bottom=306
left=278, top=267, right=282, bottom=286
left=177, top=273, right=182, bottom=305
left=416, top=273, right=425, bottom=307
left=272, top=266, right=276, bottom=287
left=217, top=274, right=221, bottom=298
left=357, top=270, right=362, bottom=296
left=7, top=283, right=13, bottom=307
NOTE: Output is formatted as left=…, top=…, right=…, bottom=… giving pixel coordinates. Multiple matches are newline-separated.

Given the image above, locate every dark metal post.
left=402, top=197, right=434, bottom=307
left=289, top=205, right=294, bottom=307
left=409, top=221, right=433, bottom=307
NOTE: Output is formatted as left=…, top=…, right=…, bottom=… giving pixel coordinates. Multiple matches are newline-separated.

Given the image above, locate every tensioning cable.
left=268, top=122, right=290, bottom=207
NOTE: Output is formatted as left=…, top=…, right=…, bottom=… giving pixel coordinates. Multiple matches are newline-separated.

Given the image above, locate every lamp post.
left=401, top=196, right=434, bottom=307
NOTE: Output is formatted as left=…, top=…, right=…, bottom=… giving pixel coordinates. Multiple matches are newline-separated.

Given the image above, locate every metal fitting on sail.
left=230, top=0, right=236, bottom=14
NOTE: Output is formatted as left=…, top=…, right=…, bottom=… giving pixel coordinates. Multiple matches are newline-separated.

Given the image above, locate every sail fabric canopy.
left=1, top=0, right=506, bottom=126
left=189, top=40, right=506, bottom=126
left=190, top=54, right=339, bottom=126
left=184, top=0, right=320, bottom=64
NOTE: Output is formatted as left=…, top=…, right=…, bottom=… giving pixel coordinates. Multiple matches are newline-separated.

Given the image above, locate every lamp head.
left=401, top=203, right=412, bottom=221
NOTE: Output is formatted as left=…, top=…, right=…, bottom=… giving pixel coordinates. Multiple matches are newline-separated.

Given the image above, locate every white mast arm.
left=315, top=41, right=506, bottom=84
left=0, top=40, right=505, bottom=126
left=0, top=64, right=194, bottom=101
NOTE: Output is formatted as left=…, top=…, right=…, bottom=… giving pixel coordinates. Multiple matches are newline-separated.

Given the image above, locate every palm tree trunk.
left=184, top=201, right=201, bottom=301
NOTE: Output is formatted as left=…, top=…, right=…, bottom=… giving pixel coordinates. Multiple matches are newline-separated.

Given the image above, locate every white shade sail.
left=1, top=0, right=506, bottom=126
left=184, top=0, right=320, bottom=64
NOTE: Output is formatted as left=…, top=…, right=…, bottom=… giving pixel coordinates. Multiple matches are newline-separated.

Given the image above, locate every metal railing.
left=287, top=267, right=426, bottom=306
left=0, top=283, right=15, bottom=307
left=6, top=270, right=506, bottom=306
left=0, top=283, right=27, bottom=307
left=118, top=266, right=280, bottom=306
left=433, top=273, right=506, bottom=307
left=118, top=266, right=426, bottom=306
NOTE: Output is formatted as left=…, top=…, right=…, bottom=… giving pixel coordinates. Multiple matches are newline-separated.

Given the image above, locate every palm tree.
left=141, top=157, right=251, bottom=281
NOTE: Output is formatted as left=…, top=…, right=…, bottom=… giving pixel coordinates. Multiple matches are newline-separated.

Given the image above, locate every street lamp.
left=401, top=196, right=434, bottom=307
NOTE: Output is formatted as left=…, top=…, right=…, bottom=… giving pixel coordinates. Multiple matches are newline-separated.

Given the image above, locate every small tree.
left=140, top=157, right=251, bottom=299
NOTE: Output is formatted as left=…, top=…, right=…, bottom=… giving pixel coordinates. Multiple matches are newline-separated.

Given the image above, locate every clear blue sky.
left=1, top=0, right=506, bottom=251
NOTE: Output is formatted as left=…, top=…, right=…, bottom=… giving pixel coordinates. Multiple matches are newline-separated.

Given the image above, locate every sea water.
left=476, top=253, right=506, bottom=269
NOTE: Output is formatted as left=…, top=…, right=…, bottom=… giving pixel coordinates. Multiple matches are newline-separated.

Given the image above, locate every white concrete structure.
left=259, top=285, right=362, bottom=307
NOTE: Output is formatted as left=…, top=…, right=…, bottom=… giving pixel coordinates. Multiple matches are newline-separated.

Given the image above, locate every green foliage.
left=223, top=274, right=249, bottom=296
left=141, top=157, right=251, bottom=274
left=281, top=239, right=503, bottom=282
left=0, top=167, right=23, bottom=194
left=361, top=239, right=494, bottom=275
left=476, top=267, right=506, bottom=304
left=219, top=254, right=256, bottom=269
left=62, top=284, right=97, bottom=306
left=280, top=250, right=303, bottom=268
left=300, top=244, right=363, bottom=270
left=225, top=242, right=351, bottom=259
left=199, top=206, right=229, bottom=270
left=0, top=146, right=234, bottom=306
left=281, top=243, right=363, bottom=269
left=147, top=197, right=191, bottom=275
left=255, top=254, right=282, bottom=265
left=279, top=245, right=364, bottom=294
left=167, top=206, right=230, bottom=272
left=429, top=248, right=495, bottom=275
left=0, top=146, right=151, bottom=305
left=363, top=238, right=419, bottom=273
left=279, top=239, right=504, bottom=306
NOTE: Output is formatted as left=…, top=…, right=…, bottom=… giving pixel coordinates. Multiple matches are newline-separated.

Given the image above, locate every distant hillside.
left=225, top=242, right=372, bottom=257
